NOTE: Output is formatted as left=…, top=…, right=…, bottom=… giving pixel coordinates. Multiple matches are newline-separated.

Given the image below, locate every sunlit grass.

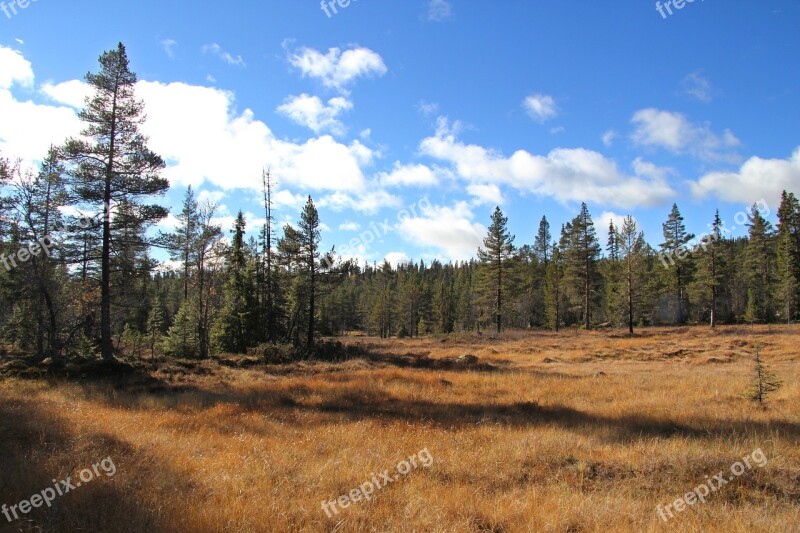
left=1, top=325, right=798, bottom=531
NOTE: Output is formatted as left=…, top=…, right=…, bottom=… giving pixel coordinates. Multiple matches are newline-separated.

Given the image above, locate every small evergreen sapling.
left=743, top=343, right=782, bottom=404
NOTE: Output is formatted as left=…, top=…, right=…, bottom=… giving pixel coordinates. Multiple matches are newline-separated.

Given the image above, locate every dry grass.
left=1, top=325, right=799, bottom=532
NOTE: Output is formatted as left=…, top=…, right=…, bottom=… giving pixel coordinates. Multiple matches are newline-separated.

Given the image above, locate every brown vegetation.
left=1, top=325, right=799, bottom=532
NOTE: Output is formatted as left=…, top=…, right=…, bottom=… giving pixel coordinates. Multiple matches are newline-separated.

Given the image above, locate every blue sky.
left=1, top=0, right=799, bottom=266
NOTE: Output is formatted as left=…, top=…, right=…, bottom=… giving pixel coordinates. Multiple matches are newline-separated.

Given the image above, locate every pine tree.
left=544, top=243, right=564, bottom=331
left=563, top=203, right=601, bottom=329
left=659, top=204, right=694, bottom=325
left=63, top=43, right=169, bottom=360
left=477, top=207, right=516, bottom=334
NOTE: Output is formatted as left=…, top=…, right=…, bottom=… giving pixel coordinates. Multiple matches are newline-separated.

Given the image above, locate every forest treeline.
left=1, top=43, right=799, bottom=362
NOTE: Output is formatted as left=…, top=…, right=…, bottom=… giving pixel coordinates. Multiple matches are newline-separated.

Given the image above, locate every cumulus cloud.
left=0, top=47, right=81, bottom=165
left=384, top=251, right=412, bottom=267
left=397, top=201, right=486, bottom=261
left=420, top=117, right=674, bottom=208
left=523, top=94, right=558, bottom=123
left=466, top=183, right=505, bottom=206
left=288, top=46, right=387, bottom=93
left=40, top=79, right=91, bottom=108
left=0, top=46, right=33, bottom=89
left=276, top=93, right=353, bottom=136
left=377, top=162, right=439, bottom=187
left=630, top=108, right=740, bottom=162
left=0, top=45, right=396, bottom=216
left=689, top=147, right=800, bottom=205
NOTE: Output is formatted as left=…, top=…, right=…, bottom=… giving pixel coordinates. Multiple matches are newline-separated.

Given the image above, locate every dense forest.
left=2, top=43, right=800, bottom=363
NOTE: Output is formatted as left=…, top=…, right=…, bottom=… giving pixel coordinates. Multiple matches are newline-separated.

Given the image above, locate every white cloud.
left=630, top=108, right=740, bottom=162
left=134, top=81, right=375, bottom=197
left=0, top=46, right=33, bottom=89
left=318, top=189, right=401, bottom=214
left=397, top=201, right=486, bottom=261
left=384, top=251, right=412, bottom=267
left=632, top=157, right=673, bottom=182
left=418, top=100, right=439, bottom=117
left=523, top=94, right=558, bottom=123
left=288, top=46, right=387, bottom=93
left=427, top=0, right=453, bottom=22
left=378, top=162, right=439, bottom=187
left=202, top=43, right=246, bottom=67
left=274, top=190, right=307, bottom=210
left=161, top=39, right=177, bottom=59
left=681, top=71, right=712, bottom=103
left=338, top=221, right=361, bottom=231
left=602, top=129, right=617, bottom=147
left=0, top=47, right=81, bottom=166
left=689, top=147, right=800, bottom=205
left=599, top=211, right=634, bottom=235
left=276, top=93, right=353, bottom=136
left=419, top=117, right=674, bottom=208
left=40, top=80, right=91, bottom=108
left=466, top=183, right=505, bottom=206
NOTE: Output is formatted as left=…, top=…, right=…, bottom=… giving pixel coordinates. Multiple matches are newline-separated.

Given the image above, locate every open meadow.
left=1, top=325, right=799, bottom=532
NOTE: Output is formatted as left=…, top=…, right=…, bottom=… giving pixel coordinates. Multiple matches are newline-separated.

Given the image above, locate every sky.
left=1, top=0, right=799, bottom=267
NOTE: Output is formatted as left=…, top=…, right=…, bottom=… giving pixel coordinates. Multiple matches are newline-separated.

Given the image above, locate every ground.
left=1, top=326, right=799, bottom=532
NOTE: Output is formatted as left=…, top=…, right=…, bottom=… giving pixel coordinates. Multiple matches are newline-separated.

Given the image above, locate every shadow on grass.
left=0, top=392, right=191, bottom=532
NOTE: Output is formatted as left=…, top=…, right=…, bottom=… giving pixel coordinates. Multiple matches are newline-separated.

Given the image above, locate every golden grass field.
left=1, top=325, right=799, bottom=532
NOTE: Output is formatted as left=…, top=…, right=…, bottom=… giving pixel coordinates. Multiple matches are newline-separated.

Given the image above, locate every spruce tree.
left=776, top=191, right=800, bottom=323
left=616, top=216, right=646, bottom=334
left=659, top=204, right=694, bottom=325
left=744, top=205, right=774, bottom=323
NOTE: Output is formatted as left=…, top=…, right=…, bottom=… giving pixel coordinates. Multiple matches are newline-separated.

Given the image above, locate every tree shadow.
left=0, top=393, right=192, bottom=532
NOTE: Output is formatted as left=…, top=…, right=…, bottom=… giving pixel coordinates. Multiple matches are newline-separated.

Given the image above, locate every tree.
left=744, top=205, right=774, bottom=323
left=214, top=212, right=258, bottom=353
left=6, top=148, right=68, bottom=358
left=194, top=202, right=224, bottom=358
left=544, top=244, right=564, bottom=331
left=776, top=191, right=800, bottom=324
left=692, top=210, right=726, bottom=327
left=146, top=295, right=165, bottom=360
left=660, top=204, right=694, bottom=325
left=63, top=43, right=169, bottom=360
left=742, top=343, right=782, bottom=404
left=477, top=207, right=516, bottom=333
left=260, top=169, right=278, bottom=342
left=616, top=216, right=646, bottom=335
left=563, top=203, right=601, bottom=329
